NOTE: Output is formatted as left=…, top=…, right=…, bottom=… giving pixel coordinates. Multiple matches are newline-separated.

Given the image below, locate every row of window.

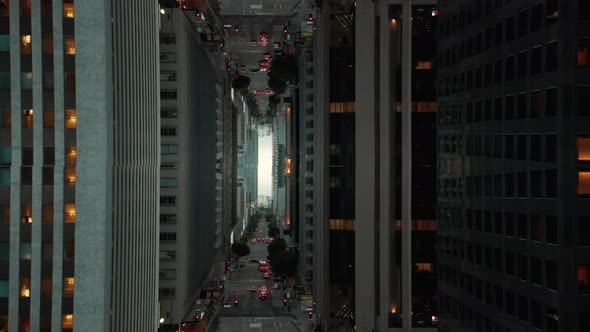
left=160, top=232, right=176, bottom=242
left=1, top=110, right=78, bottom=128
left=439, top=283, right=559, bottom=332
left=439, top=42, right=557, bottom=97
left=0, top=166, right=76, bottom=186
left=439, top=208, right=558, bottom=244
left=0, top=34, right=76, bottom=55
left=463, top=170, right=557, bottom=199
left=438, top=0, right=562, bottom=39
left=439, top=133, right=557, bottom=162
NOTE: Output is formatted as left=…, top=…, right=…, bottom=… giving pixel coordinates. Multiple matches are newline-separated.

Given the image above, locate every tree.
left=267, top=238, right=287, bottom=257
left=231, top=75, right=250, bottom=93
left=269, top=55, right=298, bottom=82
left=267, top=76, right=287, bottom=95
left=269, top=250, right=298, bottom=277
left=231, top=241, right=250, bottom=257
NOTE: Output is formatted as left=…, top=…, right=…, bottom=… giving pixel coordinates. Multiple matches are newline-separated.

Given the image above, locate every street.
left=209, top=220, right=303, bottom=332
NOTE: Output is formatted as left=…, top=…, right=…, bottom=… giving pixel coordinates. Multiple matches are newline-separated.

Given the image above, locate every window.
left=65, top=110, right=76, bottom=128
left=160, top=177, right=177, bottom=188
left=578, top=172, right=590, bottom=194
left=581, top=0, right=590, bottom=20
left=546, top=216, right=558, bottom=244
left=159, top=250, right=176, bottom=261
left=578, top=217, right=590, bottom=246
left=65, top=167, right=76, bottom=186
left=578, top=137, right=590, bottom=160
left=42, top=167, right=53, bottom=185
left=505, top=251, right=515, bottom=276
left=160, top=196, right=176, bottom=206
left=546, top=41, right=558, bottom=71
left=531, top=216, right=542, bottom=241
left=63, top=277, right=75, bottom=296
left=505, top=17, right=515, bottom=41
left=531, top=3, right=542, bottom=31
left=42, top=204, right=53, bottom=223
left=159, top=269, right=176, bottom=280
left=546, top=0, right=558, bottom=25
left=160, top=53, right=177, bottom=63
left=517, top=9, right=528, bottom=37
left=546, top=169, right=557, bottom=197
left=160, top=35, right=176, bottom=44
left=578, top=86, right=590, bottom=116
left=517, top=214, right=527, bottom=238
left=545, top=134, right=557, bottom=162
left=44, top=111, right=54, bottom=128
left=64, top=37, right=75, bottom=55
left=531, top=46, right=542, bottom=75
left=578, top=265, right=590, bottom=292
left=517, top=51, right=527, bottom=77
left=161, top=144, right=178, bottom=154
left=546, top=260, right=558, bottom=290
left=161, top=109, right=177, bottom=118
left=160, top=232, right=176, bottom=242
left=531, top=257, right=542, bottom=285
left=161, top=127, right=177, bottom=136
left=160, top=214, right=177, bottom=224
left=159, top=288, right=176, bottom=297
left=505, top=55, right=515, bottom=81
left=161, top=90, right=177, bottom=100
left=64, top=204, right=76, bottom=223
left=160, top=71, right=176, bottom=81
left=63, top=2, right=74, bottom=18
left=517, top=295, right=528, bottom=321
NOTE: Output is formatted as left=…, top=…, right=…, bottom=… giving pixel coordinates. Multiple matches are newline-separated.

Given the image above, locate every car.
left=259, top=292, right=268, bottom=299
left=252, top=239, right=256, bottom=243
left=250, top=286, right=257, bottom=292
left=260, top=286, right=268, bottom=291
left=263, top=273, right=271, bottom=279
left=264, top=239, right=271, bottom=243
left=272, top=283, right=280, bottom=290
left=266, top=270, right=273, bottom=276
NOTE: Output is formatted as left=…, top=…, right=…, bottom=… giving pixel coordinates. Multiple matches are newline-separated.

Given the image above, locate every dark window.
left=581, top=0, right=590, bottom=20
left=546, top=0, right=558, bottom=25
left=505, top=55, right=515, bottom=81
left=546, top=88, right=557, bottom=117
left=518, top=295, right=528, bottom=321
left=160, top=232, right=176, bottom=242
left=577, top=39, right=590, bottom=67
left=160, top=214, right=177, bottom=224
left=531, top=171, right=542, bottom=197
left=161, top=127, right=177, bottom=136
left=505, top=291, right=515, bottom=315
left=505, top=17, right=515, bottom=41
left=517, top=51, right=527, bottom=77
left=505, top=134, right=514, bottom=160
left=517, top=134, right=527, bottom=160
left=494, top=22, right=503, bottom=46
left=546, top=216, right=558, bottom=244
left=531, top=90, right=542, bottom=118
left=517, top=213, right=528, bottom=238
left=531, top=215, right=542, bottom=241
left=578, top=216, right=590, bottom=245
left=518, top=9, right=528, bottom=37
left=161, top=90, right=177, bottom=100
left=505, top=251, right=515, bottom=276
left=161, top=109, right=177, bottom=118
left=579, top=265, right=590, bottom=292
left=505, top=95, right=514, bottom=120
left=578, top=86, right=590, bottom=116
left=530, top=134, right=541, bottom=160
left=517, top=93, right=527, bottom=119
left=546, top=261, right=558, bottom=290
left=160, top=196, right=176, bottom=205
left=494, top=98, right=503, bottom=121
left=531, top=3, right=542, bottom=31
left=43, top=147, right=55, bottom=165
left=494, top=248, right=503, bottom=271
left=517, top=172, right=527, bottom=197
left=531, top=257, right=542, bottom=285
left=546, top=169, right=557, bottom=198
left=484, top=27, right=493, bottom=50
left=505, top=212, right=515, bottom=237
left=42, top=167, right=53, bottom=185
left=546, top=41, right=558, bottom=71
left=21, top=167, right=32, bottom=185
left=545, top=134, right=557, bottom=162
left=531, top=46, right=542, bottom=74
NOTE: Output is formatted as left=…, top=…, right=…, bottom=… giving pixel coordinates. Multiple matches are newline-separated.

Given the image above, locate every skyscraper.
left=1, top=1, right=159, bottom=330
left=437, top=1, right=590, bottom=331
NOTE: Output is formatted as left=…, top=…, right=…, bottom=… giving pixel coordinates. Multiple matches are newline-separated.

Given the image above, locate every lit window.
left=66, top=147, right=77, bottom=165
left=415, top=263, right=433, bottom=272
left=21, top=204, right=32, bottom=223
left=21, top=35, right=31, bottom=54
left=415, top=61, right=433, bottom=69
left=62, top=314, right=73, bottom=328
left=577, top=39, right=590, bottom=67
left=578, top=265, right=590, bottom=292
left=64, top=37, right=75, bottom=55
left=579, top=172, right=590, bottom=194
left=65, top=167, right=76, bottom=186
left=329, top=219, right=355, bottom=230
left=64, top=204, right=76, bottom=223
left=22, top=109, right=33, bottom=128
left=578, top=138, right=590, bottom=160
left=65, top=110, right=77, bottom=128
left=63, top=3, right=74, bottom=18
left=64, top=277, right=75, bottom=295
left=20, top=278, right=30, bottom=297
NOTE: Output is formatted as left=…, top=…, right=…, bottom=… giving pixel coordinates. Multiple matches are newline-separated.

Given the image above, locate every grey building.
left=437, top=0, right=590, bottom=331
left=0, top=1, right=159, bottom=331
left=158, top=7, right=229, bottom=327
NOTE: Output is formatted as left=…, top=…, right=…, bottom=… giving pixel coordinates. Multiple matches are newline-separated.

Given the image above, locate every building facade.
left=159, top=8, right=227, bottom=327
left=437, top=1, right=590, bottom=331
left=1, top=0, right=160, bottom=331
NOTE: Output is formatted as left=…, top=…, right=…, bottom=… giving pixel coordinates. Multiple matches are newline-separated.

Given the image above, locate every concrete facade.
left=1, top=1, right=160, bottom=331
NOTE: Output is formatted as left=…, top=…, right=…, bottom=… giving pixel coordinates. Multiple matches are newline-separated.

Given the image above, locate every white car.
left=272, top=283, right=280, bottom=290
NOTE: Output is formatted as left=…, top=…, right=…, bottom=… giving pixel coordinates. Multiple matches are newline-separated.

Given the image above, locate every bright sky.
left=257, top=134, right=273, bottom=196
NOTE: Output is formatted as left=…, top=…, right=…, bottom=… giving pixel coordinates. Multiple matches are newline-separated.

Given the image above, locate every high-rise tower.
left=0, top=1, right=159, bottom=330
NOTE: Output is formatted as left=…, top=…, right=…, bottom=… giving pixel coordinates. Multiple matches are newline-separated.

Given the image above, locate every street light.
left=159, top=318, right=165, bottom=324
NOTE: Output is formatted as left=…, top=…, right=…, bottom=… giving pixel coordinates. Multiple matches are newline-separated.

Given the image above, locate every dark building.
left=437, top=1, right=590, bottom=331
